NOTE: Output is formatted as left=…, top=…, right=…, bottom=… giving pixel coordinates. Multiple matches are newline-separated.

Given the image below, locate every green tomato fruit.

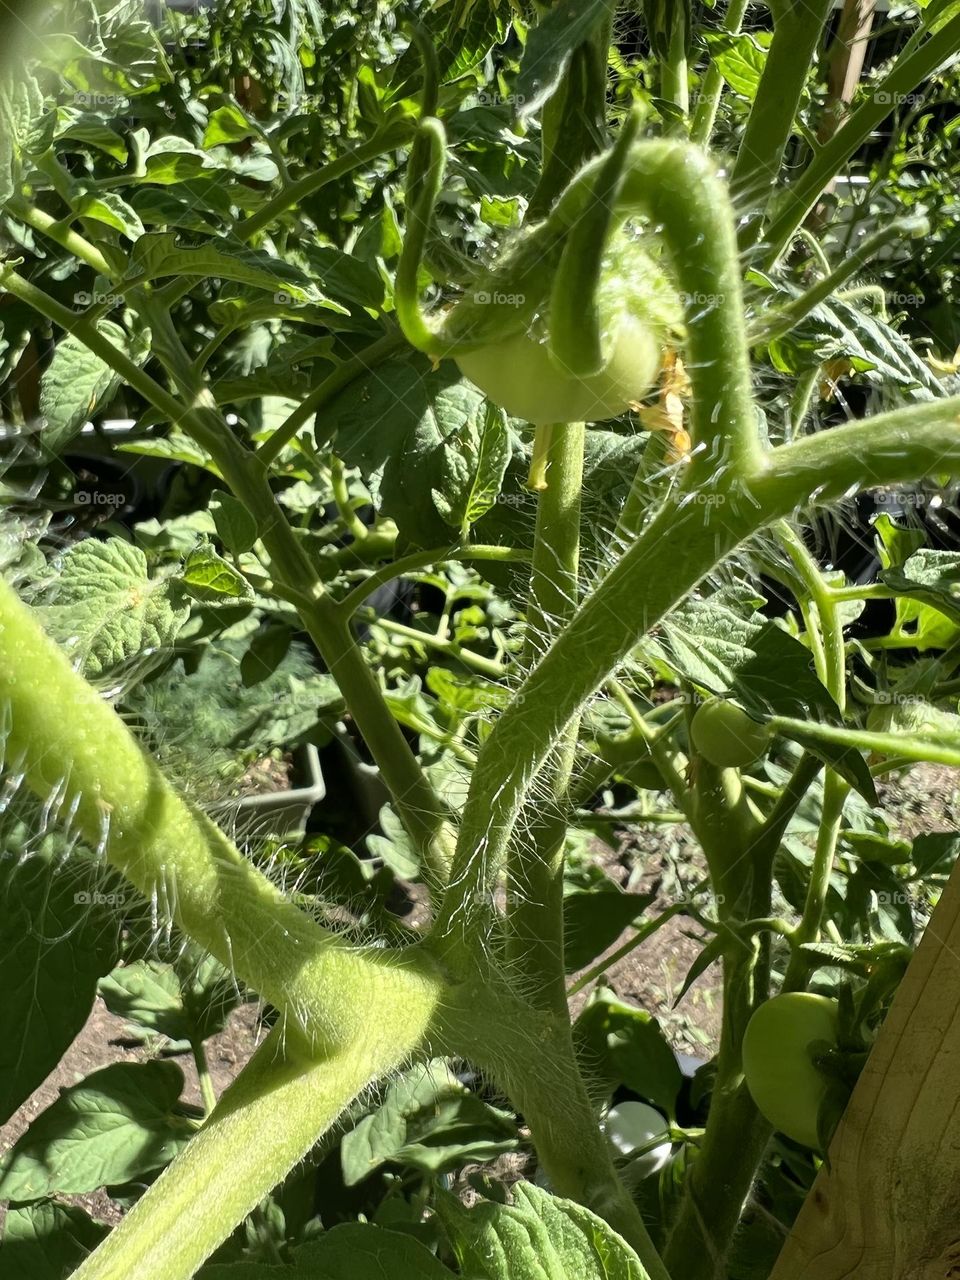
left=456, top=313, right=660, bottom=426
left=742, top=993, right=840, bottom=1149
left=690, top=697, right=771, bottom=769
left=455, top=230, right=682, bottom=425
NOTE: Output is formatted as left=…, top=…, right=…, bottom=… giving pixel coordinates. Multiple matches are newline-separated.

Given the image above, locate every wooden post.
left=769, top=851, right=960, bottom=1278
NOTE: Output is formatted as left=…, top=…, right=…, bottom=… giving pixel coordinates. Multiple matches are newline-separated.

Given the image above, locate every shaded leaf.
left=0, top=1061, right=192, bottom=1199
left=341, top=1061, right=517, bottom=1186
left=0, top=1201, right=107, bottom=1280
left=0, top=824, right=119, bottom=1125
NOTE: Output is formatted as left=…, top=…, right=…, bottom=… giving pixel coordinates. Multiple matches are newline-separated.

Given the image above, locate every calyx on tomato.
left=690, top=696, right=771, bottom=769
left=742, top=993, right=840, bottom=1149
left=454, top=229, right=683, bottom=426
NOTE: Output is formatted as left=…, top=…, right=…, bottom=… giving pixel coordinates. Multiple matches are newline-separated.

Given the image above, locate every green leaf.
left=0, top=1201, right=107, bottom=1280
left=563, top=886, right=657, bottom=973
left=367, top=804, right=421, bottom=879
left=426, top=667, right=511, bottom=713
left=0, top=65, right=43, bottom=204
left=769, top=298, right=945, bottom=400
left=516, top=0, right=618, bottom=116
left=201, top=1224, right=454, bottom=1279
left=39, top=538, right=190, bottom=677
left=126, top=232, right=346, bottom=311
left=75, top=189, right=144, bottom=239
left=438, top=1181, right=650, bottom=1279
left=340, top=1061, right=517, bottom=1186
left=203, top=104, right=257, bottom=148
left=657, top=591, right=839, bottom=721
left=574, top=991, right=682, bottom=1119
left=300, top=244, right=386, bottom=310
left=0, top=823, right=119, bottom=1125
left=433, top=401, right=512, bottom=538
left=39, top=320, right=150, bottom=453
left=241, top=623, right=294, bottom=688
left=0, top=1061, right=192, bottom=1199
left=54, top=107, right=128, bottom=162
left=211, top=489, right=259, bottom=557
left=118, top=430, right=222, bottom=477
left=772, top=719, right=878, bottom=805
left=704, top=31, right=771, bottom=101
left=98, top=953, right=237, bottom=1046
left=294, top=1225, right=455, bottom=1278
left=181, top=542, right=254, bottom=604
left=911, top=832, right=960, bottom=878
left=327, top=358, right=510, bottom=548
left=881, top=549, right=960, bottom=649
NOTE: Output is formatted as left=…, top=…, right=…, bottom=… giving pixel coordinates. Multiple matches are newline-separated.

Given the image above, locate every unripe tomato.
left=455, top=230, right=682, bottom=425
left=690, top=697, right=771, bottom=769
left=456, top=313, right=660, bottom=426
left=742, top=993, right=839, bottom=1149
left=601, top=1101, right=672, bottom=1179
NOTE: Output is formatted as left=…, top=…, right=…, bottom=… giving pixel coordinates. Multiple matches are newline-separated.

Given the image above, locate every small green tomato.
left=742, top=993, right=840, bottom=1149
left=455, top=230, right=682, bottom=425
left=690, top=697, right=771, bottom=769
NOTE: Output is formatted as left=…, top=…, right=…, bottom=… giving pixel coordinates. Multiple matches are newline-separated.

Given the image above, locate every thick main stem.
left=72, top=1026, right=408, bottom=1280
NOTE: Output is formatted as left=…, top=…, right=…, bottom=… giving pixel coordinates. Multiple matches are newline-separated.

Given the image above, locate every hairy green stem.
left=6, top=197, right=117, bottom=277
left=776, top=522, right=846, bottom=708
left=506, top=422, right=585, bottom=1012
left=72, top=1026, right=418, bottom=1280
left=0, top=578, right=443, bottom=1051
left=691, top=0, right=749, bottom=146
left=236, top=125, right=413, bottom=242
left=784, top=771, right=849, bottom=990
left=330, top=453, right=368, bottom=541
left=729, top=0, right=833, bottom=226
left=752, top=217, right=928, bottom=345
left=193, top=1040, right=218, bottom=1117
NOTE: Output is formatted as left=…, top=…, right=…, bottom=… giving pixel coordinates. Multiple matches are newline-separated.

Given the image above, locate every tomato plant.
left=1, top=3, right=960, bottom=1280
